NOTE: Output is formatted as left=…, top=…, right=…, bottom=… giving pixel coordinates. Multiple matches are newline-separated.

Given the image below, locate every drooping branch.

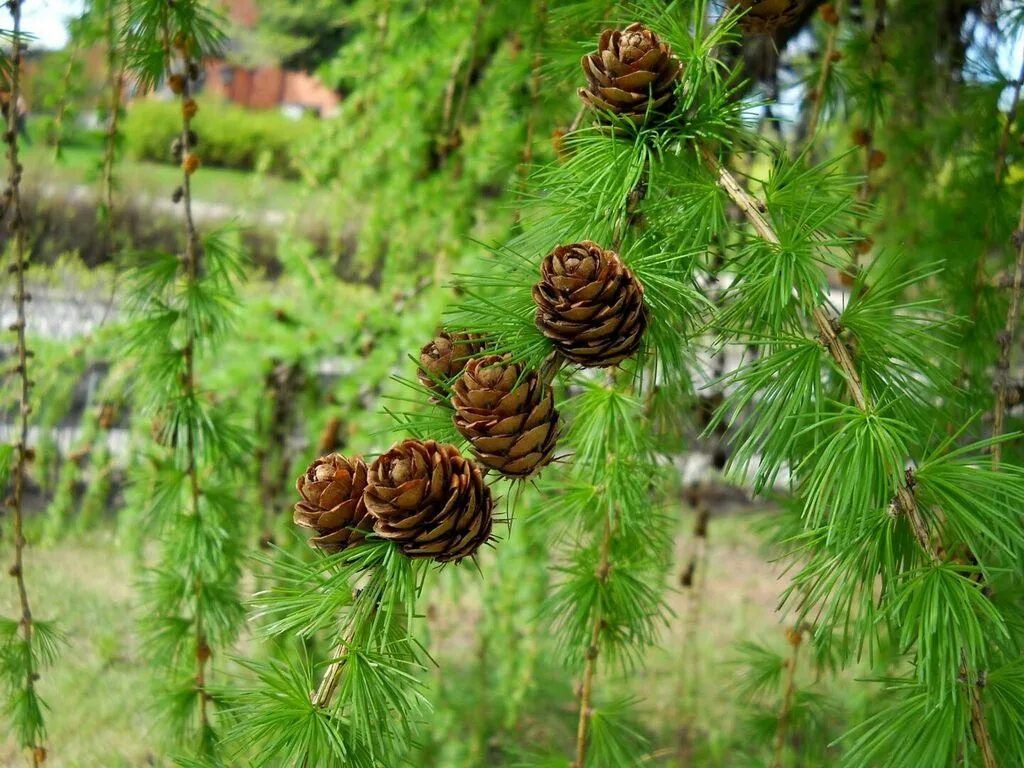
left=572, top=504, right=614, bottom=768
left=160, top=6, right=209, bottom=735
left=51, top=17, right=83, bottom=160
left=990, top=58, right=1024, bottom=467
left=805, top=0, right=845, bottom=143
left=992, top=200, right=1024, bottom=467
left=702, top=145, right=1000, bottom=767
left=771, top=626, right=804, bottom=768
left=4, top=3, right=46, bottom=764
left=101, top=0, right=128, bottom=238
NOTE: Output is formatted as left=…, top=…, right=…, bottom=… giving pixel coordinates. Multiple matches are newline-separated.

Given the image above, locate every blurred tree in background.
left=1, top=0, right=1023, bottom=766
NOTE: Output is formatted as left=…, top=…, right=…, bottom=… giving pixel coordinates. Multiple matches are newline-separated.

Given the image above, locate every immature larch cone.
left=533, top=241, right=648, bottom=367
left=418, top=331, right=486, bottom=397
left=452, top=355, right=560, bottom=478
left=728, top=0, right=808, bottom=34
left=294, top=454, right=373, bottom=553
left=578, top=22, right=682, bottom=125
left=365, top=439, right=493, bottom=563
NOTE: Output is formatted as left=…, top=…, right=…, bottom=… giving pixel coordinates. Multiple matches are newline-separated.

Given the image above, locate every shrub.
left=122, top=97, right=313, bottom=177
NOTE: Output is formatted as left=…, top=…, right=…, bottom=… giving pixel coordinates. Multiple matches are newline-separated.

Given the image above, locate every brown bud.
left=679, top=561, right=695, bottom=588
left=168, top=75, right=186, bottom=95
left=316, top=416, right=344, bottom=455
left=552, top=128, right=568, bottom=161
left=868, top=149, right=887, bottom=170
left=819, top=3, right=840, bottom=25
left=851, top=127, right=872, bottom=147
left=829, top=50, right=843, bottom=63
left=182, top=99, right=198, bottom=120
left=98, top=403, right=117, bottom=430
left=182, top=153, right=201, bottom=175
left=856, top=237, right=874, bottom=255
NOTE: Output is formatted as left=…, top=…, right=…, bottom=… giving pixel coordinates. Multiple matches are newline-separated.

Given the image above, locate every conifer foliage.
left=118, top=0, right=249, bottom=758
left=0, top=4, right=62, bottom=766
left=4, top=1, right=1024, bottom=766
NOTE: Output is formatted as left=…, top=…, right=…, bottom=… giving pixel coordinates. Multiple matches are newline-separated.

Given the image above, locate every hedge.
left=122, top=97, right=314, bottom=177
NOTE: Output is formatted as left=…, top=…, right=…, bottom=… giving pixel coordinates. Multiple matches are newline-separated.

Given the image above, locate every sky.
left=23, top=0, right=83, bottom=50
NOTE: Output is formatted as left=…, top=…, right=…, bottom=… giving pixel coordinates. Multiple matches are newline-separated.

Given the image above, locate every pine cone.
left=533, top=241, right=648, bottom=367
left=728, top=0, right=807, bottom=34
left=365, top=439, right=493, bottom=563
left=294, top=454, right=373, bottom=553
left=418, top=331, right=485, bottom=396
left=579, top=23, right=682, bottom=125
left=452, top=355, right=560, bottom=478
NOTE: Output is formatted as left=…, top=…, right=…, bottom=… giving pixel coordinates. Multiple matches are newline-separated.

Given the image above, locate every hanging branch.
left=771, top=626, right=804, bottom=768
left=436, top=0, right=488, bottom=165
left=674, top=499, right=710, bottom=765
left=995, top=62, right=1024, bottom=187
left=990, top=59, right=1024, bottom=467
left=805, top=0, right=845, bottom=144
left=848, top=0, right=887, bottom=271
left=572, top=505, right=614, bottom=768
left=257, top=361, right=304, bottom=547
left=3, top=3, right=50, bottom=764
left=157, top=14, right=211, bottom=732
left=51, top=17, right=84, bottom=160
left=701, top=144, right=1000, bottom=768
left=992, top=200, right=1024, bottom=466
left=513, top=0, right=547, bottom=225
left=965, top=56, right=1024, bottom=374
left=101, top=0, right=128, bottom=237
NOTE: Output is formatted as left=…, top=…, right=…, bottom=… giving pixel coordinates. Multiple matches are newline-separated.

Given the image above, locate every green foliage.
left=122, top=98, right=313, bottom=177
left=9, top=0, right=1024, bottom=766
left=252, top=0, right=353, bottom=71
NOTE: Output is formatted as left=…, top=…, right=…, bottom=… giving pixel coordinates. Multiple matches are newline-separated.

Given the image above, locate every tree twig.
left=51, top=19, right=82, bottom=160
left=5, top=5, right=45, bottom=764
left=513, top=0, right=546, bottom=225
left=771, top=626, right=804, bottom=768
left=701, top=145, right=1000, bottom=767
left=161, top=7, right=209, bottom=733
left=992, top=199, right=1024, bottom=467
left=101, top=0, right=128, bottom=240
left=675, top=500, right=710, bottom=767
left=572, top=505, right=613, bottom=768
left=805, top=0, right=845, bottom=143
left=996, top=66, right=1024, bottom=186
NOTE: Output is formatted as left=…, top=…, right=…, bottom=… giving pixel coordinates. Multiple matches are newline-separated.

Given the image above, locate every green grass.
left=20, top=122, right=333, bottom=217
left=0, top=510, right=805, bottom=767
left=0, top=530, right=161, bottom=767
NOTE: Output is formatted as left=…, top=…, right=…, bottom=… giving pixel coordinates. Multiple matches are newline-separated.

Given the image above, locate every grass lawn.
left=20, top=124, right=334, bottom=218
left=0, top=510, right=807, bottom=767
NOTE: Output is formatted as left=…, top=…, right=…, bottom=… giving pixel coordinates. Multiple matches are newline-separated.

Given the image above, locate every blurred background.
left=1, top=1, right=1022, bottom=765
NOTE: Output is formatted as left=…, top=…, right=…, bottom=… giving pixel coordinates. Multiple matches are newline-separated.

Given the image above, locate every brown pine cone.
left=533, top=241, right=648, bottom=368
left=294, top=454, right=373, bottom=553
left=452, top=355, right=560, bottom=478
left=365, top=439, right=493, bottom=563
left=578, top=22, right=682, bottom=126
left=418, top=331, right=485, bottom=397
left=728, top=0, right=808, bottom=34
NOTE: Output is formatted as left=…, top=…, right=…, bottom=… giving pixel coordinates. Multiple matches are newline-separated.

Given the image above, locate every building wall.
left=203, top=62, right=341, bottom=117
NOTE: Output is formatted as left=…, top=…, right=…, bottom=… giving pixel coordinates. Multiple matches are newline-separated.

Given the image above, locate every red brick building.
left=202, top=0, right=341, bottom=117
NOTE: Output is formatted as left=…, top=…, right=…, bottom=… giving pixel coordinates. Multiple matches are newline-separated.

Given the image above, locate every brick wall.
left=204, top=62, right=341, bottom=117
